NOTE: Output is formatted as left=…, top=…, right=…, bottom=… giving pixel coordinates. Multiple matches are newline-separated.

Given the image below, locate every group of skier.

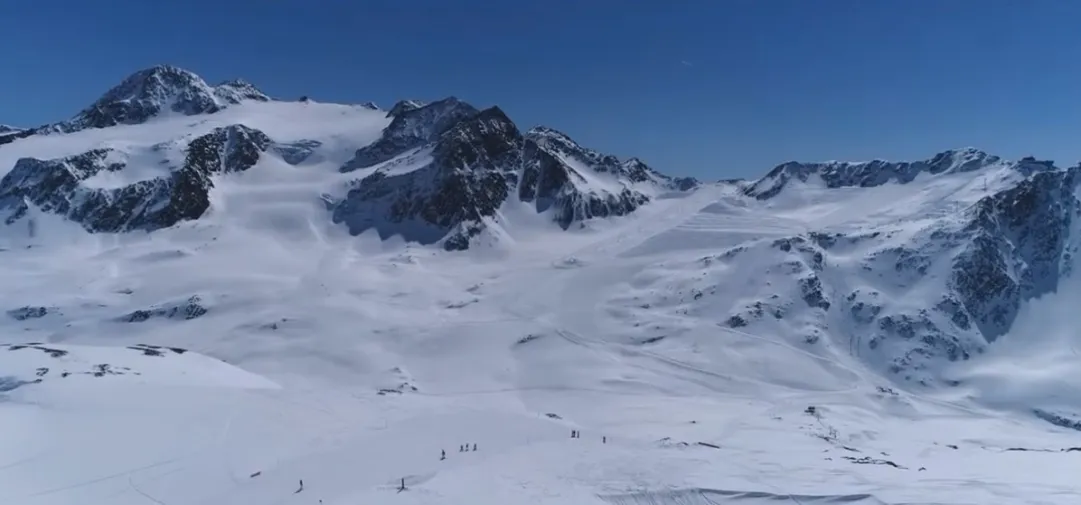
left=570, top=429, right=604, bottom=443
left=440, top=443, right=478, bottom=460
left=295, top=431, right=608, bottom=498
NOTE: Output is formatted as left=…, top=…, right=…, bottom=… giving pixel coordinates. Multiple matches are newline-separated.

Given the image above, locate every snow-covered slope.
left=3, top=65, right=1081, bottom=505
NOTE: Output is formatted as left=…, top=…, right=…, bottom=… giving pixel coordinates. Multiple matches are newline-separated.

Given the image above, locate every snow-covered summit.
left=56, top=65, right=270, bottom=133
left=386, top=99, right=428, bottom=117
left=214, top=78, right=272, bottom=104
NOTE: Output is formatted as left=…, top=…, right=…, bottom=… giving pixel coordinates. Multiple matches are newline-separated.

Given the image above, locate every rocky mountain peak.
left=0, top=123, right=275, bottom=234
left=438, top=106, right=523, bottom=154
left=386, top=100, right=428, bottom=118
left=925, top=147, right=999, bottom=173
left=340, top=97, right=480, bottom=173
left=213, top=78, right=270, bottom=104
left=331, top=103, right=522, bottom=251
left=525, top=125, right=620, bottom=168
left=59, top=65, right=269, bottom=133
left=0, top=125, right=22, bottom=134
left=524, top=125, right=573, bottom=142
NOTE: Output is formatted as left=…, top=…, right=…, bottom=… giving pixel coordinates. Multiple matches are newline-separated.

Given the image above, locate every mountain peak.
left=59, top=65, right=268, bottom=133
left=340, top=97, right=480, bottom=173
left=525, top=125, right=573, bottom=142
left=213, top=78, right=270, bottom=103
left=103, top=65, right=210, bottom=102
left=387, top=99, right=429, bottom=118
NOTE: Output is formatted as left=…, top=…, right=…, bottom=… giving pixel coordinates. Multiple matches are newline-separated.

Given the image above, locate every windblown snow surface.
left=3, top=99, right=1081, bottom=505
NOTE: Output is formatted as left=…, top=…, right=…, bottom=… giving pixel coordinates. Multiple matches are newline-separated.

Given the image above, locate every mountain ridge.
left=0, top=65, right=699, bottom=250
left=744, top=147, right=1059, bottom=200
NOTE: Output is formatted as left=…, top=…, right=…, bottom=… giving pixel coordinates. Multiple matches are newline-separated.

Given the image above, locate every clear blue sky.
left=3, top=0, right=1080, bottom=179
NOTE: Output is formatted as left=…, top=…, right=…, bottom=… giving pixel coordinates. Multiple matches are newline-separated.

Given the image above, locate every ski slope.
left=2, top=99, right=1081, bottom=504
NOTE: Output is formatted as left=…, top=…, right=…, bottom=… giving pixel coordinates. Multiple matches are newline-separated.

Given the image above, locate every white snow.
left=1, top=98, right=1081, bottom=504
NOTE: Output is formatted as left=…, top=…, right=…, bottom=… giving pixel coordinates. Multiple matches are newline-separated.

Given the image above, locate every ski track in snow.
left=1, top=100, right=1081, bottom=504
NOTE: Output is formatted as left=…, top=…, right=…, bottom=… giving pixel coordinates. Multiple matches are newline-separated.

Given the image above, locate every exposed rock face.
left=386, top=100, right=428, bottom=117
left=520, top=127, right=686, bottom=229
left=0, top=124, right=271, bottom=232
left=332, top=98, right=696, bottom=249
left=333, top=106, right=520, bottom=250
left=213, top=79, right=271, bottom=104
left=340, top=97, right=480, bottom=173
left=184, top=124, right=270, bottom=176
left=7, top=306, right=50, bottom=321
left=0, top=128, right=36, bottom=147
left=120, top=295, right=208, bottom=322
left=56, top=66, right=270, bottom=133
left=950, top=166, right=1081, bottom=341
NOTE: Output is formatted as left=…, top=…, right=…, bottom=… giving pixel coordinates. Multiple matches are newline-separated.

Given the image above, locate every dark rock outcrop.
left=7, top=306, right=50, bottom=321
left=386, top=100, right=428, bottom=117
left=0, top=127, right=38, bottom=147
left=340, top=97, right=480, bottom=173
left=272, top=139, right=323, bottom=165
left=950, top=167, right=1081, bottom=342
left=332, top=97, right=695, bottom=249
left=333, top=106, right=520, bottom=250
left=120, top=295, right=208, bottom=323
left=519, top=127, right=653, bottom=229
left=0, top=124, right=271, bottom=232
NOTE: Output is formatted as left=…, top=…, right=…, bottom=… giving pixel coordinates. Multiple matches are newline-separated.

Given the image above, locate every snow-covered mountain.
left=3, top=66, right=1081, bottom=504
left=55, top=65, right=270, bottom=133
left=0, top=66, right=696, bottom=251
left=697, top=150, right=1079, bottom=385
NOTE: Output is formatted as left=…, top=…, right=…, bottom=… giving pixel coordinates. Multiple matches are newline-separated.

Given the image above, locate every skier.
left=472, top=443, right=477, bottom=451
left=295, top=479, right=304, bottom=494
left=441, top=449, right=446, bottom=460
left=603, top=436, right=607, bottom=444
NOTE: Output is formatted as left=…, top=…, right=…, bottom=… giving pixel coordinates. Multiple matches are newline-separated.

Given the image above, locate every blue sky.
left=3, top=0, right=1080, bottom=179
